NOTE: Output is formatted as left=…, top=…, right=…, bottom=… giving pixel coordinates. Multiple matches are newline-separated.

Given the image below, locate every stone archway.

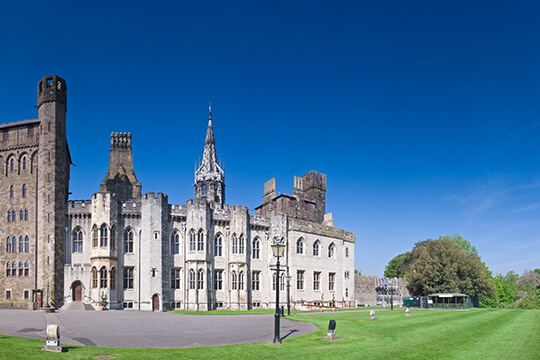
left=152, top=294, right=160, bottom=312
left=72, top=281, right=83, bottom=301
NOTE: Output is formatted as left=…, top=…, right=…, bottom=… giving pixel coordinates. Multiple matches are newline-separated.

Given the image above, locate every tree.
left=354, top=269, right=362, bottom=276
left=399, top=239, right=494, bottom=298
left=439, top=234, right=478, bottom=255
left=384, top=253, right=406, bottom=278
left=480, top=271, right=519, bottom=308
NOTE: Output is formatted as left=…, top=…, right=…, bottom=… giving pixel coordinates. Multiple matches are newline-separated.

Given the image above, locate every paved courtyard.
left=0, top=309, right=317, bottom=348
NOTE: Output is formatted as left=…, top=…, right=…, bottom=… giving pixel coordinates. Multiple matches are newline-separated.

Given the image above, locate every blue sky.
left=1, top=1, right=539, bottom=276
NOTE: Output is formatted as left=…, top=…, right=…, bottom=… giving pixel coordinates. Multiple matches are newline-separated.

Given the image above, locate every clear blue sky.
left=2, top=1, right=539, bottom=277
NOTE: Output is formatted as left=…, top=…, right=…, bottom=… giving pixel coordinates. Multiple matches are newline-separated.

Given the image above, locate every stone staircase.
left=64, top=301, right=95, bottom=311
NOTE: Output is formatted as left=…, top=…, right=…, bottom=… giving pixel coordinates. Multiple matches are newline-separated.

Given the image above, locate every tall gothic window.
left=239, top=271, right=244, bottom=290
left=9, top=185, right=13, bottom=198
left=189, top=230, right=196, bottom=251
left=328, top=243, right=335, bottom=258
left=214, top=234, right=222, bottom=257
left=24, top=262, right=29, bottom=277
left=110, top=267, right=116, bottom=290
left=100, top=224, right=108, bottom=247
left=170, top=231, right=180, bottom=254
left=124, top=228, right=134, bottom=253
left=92, top=226, right=98, bottom=248
left=313, top=240, right=320, bottom=256
left=197, top=269, right=204, bottom=290
left=239, top=235, right=245, bottom=254
left=24, top=236, right=29, bottom=253
left=296, top=238, right=304, bottom=254
left=18, top=236, right=23, bottom=252
left=100, top=267, right=108, bottom=288
left=92, top=267, right=98, bottom=288
left=329, top=272, right=335, bottom=291
left=6, top=237, right=11, bottom=252
left=232, top=235, right=238, bottom=254
left=197, top=229, right=204, bottom=251
left=22, top=156, right=26, bottom=170
left=110, top=225, right=116, bottom=249
left=189, top=269, right=196, bottom=289
left=22, top=184, right=27, bottom=198
left=231, top=270, right=238, bottom=290
left=252, top=238, right=260, bottom=259
left=73, top=228, right=83, bottom=253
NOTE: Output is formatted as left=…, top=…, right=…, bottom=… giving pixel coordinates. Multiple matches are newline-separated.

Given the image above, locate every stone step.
left=65, top=301, right=94, bottom=311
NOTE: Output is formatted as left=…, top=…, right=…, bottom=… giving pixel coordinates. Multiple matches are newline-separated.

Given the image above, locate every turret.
left=194, top=105, right=226, bottom=207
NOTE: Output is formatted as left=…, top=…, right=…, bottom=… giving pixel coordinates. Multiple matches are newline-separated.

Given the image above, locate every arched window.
left=214, top=234, right=222, bottom=257
left=73, top=228, right=83, bottom=253
left=24, top=236, right=29, bottom=253
left=100, top=266, right=108, bottom=288
left=18, top=262, right=23, bottom=276
left=345, top=270, right=350, bottom=279
left=110, top=267, right=116, bottom=289
left=313, top=240, right=320, bottom=256
left=19, top=236, right=23, bottom=252
left=346, top=247, right=349, bottom=257
left=9, top=185, right=13, bottom=198
left=100, top=224, right=108, bottom=247
left=24, top=262, right=29, bottom=277
left=92, top=267, right=98, bottom=288
left=124, top=228, right=134, bottom=253
left=6, top=210, right=10, bottom=222
left=110, top=225, right=116, bottom=249
left=231, top=270, right=238, bottom=290
left=328, top=243, right=335, bottom=258
left=22, top=156, right=26, bottom=170
left=20, top=209, right=23, bottom=221
left=10, top=158, right=14, bottom=172
left=6, top=237, right=11, bottom=252
left=232, top=234, right=238, bottom=254
left=280, top=273, right=285, bottom=291
left=11, top=210, right=15, bottom=221
left=6, top=262, right=11, bottom=277
left=197, top=229, right=204, bottom=251
left=197, top=269, right=204, bottom=290
left=252, top=238, right=260, bottom=259
left=170, top=231, right=180, bottom=254
left=11, top=262, right=16, bottom=277
left=296, top=238, right=304, bottom=254
left=189, top=230, right=196, bottom=251
left=22, top=184, right=27, bottom=198
left=239, top=235, right=245, bottom=254
left=189, top=269, right=196, bottom=289
left=239, top=271, right=244, bottom=290
left=92, top=226, right=98, bottom=248
left=24, top=209, right=28, bottom=220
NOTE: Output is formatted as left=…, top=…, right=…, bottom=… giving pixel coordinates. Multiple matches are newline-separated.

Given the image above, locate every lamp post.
left=271, top=237, right=286, bottom=344
left=286, top=273, right=292, bottom=316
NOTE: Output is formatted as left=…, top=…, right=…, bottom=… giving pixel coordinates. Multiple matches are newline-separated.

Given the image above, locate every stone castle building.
left=1, top=75, right=355, bottom=311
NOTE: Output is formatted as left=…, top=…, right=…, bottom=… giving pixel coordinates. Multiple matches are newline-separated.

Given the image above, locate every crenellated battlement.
left=110, top=132, right=132, bottom=150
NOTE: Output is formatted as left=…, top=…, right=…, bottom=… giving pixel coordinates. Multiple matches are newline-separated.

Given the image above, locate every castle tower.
left=100, top=132, right=141, bottom=201
left=194, top=106, right=225, bottom=208
left=36, top=75, right=71, bottom=306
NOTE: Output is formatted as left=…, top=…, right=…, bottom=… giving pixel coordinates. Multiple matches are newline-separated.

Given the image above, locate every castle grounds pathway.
left=0, top=309, right=317, bottom=348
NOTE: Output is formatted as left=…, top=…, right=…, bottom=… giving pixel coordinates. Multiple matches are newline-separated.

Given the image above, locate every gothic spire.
left=194, top=106, right=225, bottom=206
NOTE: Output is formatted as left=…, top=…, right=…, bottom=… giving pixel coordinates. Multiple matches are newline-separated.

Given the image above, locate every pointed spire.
left=195, top=105, right=225, bottom=206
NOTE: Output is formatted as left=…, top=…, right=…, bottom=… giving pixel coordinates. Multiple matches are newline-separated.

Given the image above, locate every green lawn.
left=1, top=308, right=538, bottom=360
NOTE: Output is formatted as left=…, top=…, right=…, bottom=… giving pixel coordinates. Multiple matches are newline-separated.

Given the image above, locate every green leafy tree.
left=354, top=269, right=362, bottom=276
left=384, top=253, right=406, bottom=278
left=439, top=234, right=478, bottom=255
left=480, top=271, right=519, bottom=308
left=400, top=239, right=494, bottom=298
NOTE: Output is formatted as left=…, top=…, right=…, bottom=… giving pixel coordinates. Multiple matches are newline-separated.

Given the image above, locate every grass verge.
left=0, top=308, right=538, bottom=360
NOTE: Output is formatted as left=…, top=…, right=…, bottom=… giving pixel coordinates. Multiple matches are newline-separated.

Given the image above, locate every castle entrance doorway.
left=72, top=281, right=82, bottom=301
left=152, top=294, right=159, bottom=312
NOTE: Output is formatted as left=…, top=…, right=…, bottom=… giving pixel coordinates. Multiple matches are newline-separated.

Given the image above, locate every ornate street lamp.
left=271, top=237, right=286, bottom=344
left=286, top=273, right=292, bottom=316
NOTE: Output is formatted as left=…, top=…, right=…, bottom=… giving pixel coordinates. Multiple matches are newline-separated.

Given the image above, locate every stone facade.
left=1, top=75, right=356, bottom=311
